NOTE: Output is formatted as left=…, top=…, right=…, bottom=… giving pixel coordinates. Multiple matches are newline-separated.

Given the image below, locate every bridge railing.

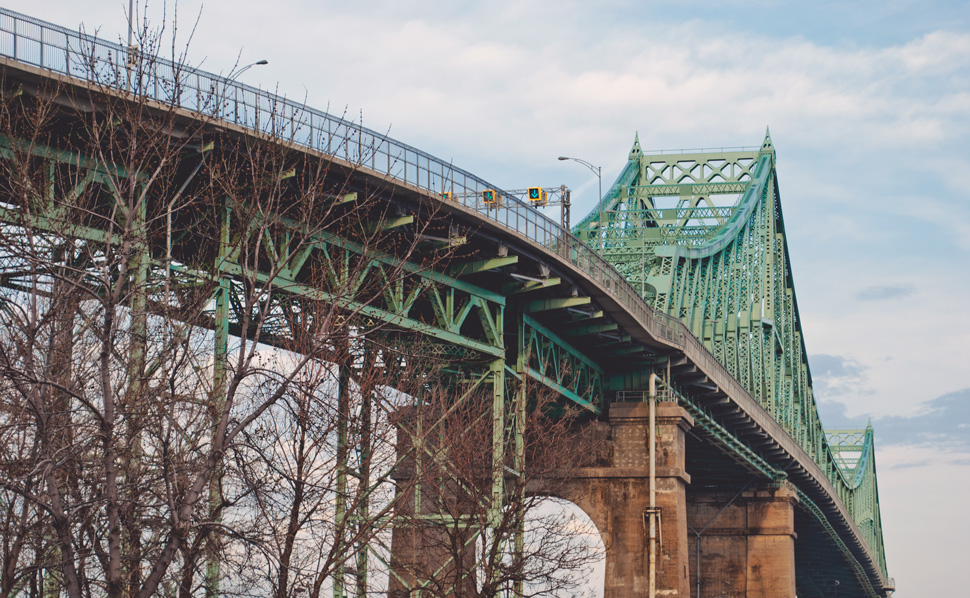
left=0, top=6, right=767, bottom=416
left=0, top=7, right=694, bottom=354
left=0, top=6, right=835, bottom=446
left=0, top=9, right=890, bottom=583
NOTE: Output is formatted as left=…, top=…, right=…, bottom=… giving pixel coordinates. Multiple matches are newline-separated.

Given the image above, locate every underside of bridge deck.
left=0, top=8, right=891, bottom=597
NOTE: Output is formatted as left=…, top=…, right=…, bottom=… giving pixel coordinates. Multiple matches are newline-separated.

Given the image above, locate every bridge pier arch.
left=537, top=400, right=694, bottom=598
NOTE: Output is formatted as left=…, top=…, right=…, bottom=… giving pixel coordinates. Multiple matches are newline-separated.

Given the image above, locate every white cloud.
left=1, top=1, right=966, bottom=595
left=876, top=445, right=970, bottom=598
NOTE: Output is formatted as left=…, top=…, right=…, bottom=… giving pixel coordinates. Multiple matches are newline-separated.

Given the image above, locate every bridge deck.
left=0, top=6, right=890, bottom=596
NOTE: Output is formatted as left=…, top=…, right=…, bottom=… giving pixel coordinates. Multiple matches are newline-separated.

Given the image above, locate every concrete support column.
left=387, top=406, right=423, bottom=598
left=387, top=407, right=476, bottom=598
left=687, top=484, right=798, bottom=598
left=561, top=401, right=693, bottom=598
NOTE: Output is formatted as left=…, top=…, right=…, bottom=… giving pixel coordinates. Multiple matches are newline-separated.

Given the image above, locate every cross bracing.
left=0, top=6, right=892, bottom=597
left=574, top=132, right=890, bottom=588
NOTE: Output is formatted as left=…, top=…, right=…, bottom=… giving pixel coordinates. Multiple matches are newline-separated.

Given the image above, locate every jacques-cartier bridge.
left=0, top=7, right=891, bottom=598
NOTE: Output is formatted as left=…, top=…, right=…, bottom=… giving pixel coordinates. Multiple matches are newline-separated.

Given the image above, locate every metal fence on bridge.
left=0, top=4, right=823, bottom=475
left=0, top=7, right=697, bottom=354
left=0, top=6, right=891, bottom=592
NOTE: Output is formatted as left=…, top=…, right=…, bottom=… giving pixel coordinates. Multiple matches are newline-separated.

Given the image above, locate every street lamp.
left=126, top=0, right=138, bottom=90
left=558, top=156, right=602, bottom=203
left=220, top=60, right=267, bottom=121
left=127, top=0, right=136, bottom=54
left=229, top=60, right=269, bottom=81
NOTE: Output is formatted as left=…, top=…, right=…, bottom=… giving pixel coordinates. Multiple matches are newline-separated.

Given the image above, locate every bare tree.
left=0, top=12, right=445, bottom=598
left=388, top=373, right=603, bottom=598
left=223, top=333, right=430, bottom=598
left=0, top=8, right=606, bottom=598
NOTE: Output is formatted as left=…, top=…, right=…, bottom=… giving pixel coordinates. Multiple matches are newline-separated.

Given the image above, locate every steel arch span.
left=573, top=133, right=890, bottom=593
left=0, top=6, right=891, bottom=597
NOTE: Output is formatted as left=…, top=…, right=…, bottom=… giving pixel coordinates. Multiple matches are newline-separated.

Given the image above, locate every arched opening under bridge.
left=519, top=496, right=606, bottom=598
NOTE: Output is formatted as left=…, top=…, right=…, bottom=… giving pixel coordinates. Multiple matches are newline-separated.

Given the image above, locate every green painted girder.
left=0, top=134, right=146, bottom=182
left=368, top=214, right=413, bottom=232
left=562, top=323, right=617, bottom=338
left=519, top=314, right=604, bottom=413
left=670, top=383, right=785, bottom=482
left=636, top=149, right=759, bottom=185
left=0, top=203, right=123, bottom=246
left=212, top=216, right=508, bottom=356
left=280, top=223, right=506, bottom=306
left=565, top=309, right=604, bottom=322
left=211, top=263, right=505, bottom=358
left=335, top=191, right=358, bottom=204
left=0, top=135, right=509, bottom=360
left=626, top=181, right=749, bottom=197
left=502, top=276, right=560, bottom=295
left=0, top=138, right=149, bottom=245
left=449, top=255, right=518, bottom=277
left=572, top=131, right=889, bottom=579
left=525, top=296, right=590, bottom=313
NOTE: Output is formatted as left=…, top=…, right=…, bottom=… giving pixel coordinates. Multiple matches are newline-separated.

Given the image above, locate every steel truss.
left=0, top=6, right=892, bottom=592
left=572, top=131, right=890, bottom=583
left=0, top=129, right=608, bottom=598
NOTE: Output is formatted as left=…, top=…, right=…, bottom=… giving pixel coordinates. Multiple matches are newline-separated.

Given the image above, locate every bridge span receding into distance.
left=0, top=7, right=891, bottom=598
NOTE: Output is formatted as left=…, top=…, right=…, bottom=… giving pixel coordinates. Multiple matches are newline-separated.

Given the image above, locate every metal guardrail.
left=0, top=7, right=810, bottom=447
left=0, top=8, right=890, bottom=587
left=0, top=7, right=693, bottom=354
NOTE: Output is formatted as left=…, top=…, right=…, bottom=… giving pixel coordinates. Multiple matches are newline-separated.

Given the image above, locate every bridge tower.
left=0, top=7, right=891, bottom=596
left=570, top=132, right=890, bottom=598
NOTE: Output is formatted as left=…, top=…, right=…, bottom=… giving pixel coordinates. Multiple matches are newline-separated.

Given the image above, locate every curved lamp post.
left=558, top=155, right=602, bottom=203
left=229, top=59, right=269, bottom=81
left=219, top=60, right=268, bottom=123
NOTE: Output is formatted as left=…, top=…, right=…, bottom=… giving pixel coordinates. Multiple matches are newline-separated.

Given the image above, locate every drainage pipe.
left=648, top=373, right=658, bottom=598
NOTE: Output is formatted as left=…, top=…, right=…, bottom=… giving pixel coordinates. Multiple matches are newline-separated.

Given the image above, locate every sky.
left=3, top=1, right=968, bottom=595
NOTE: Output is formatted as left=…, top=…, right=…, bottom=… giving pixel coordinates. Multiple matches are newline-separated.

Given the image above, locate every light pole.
left=220, top=60, right=267, bottom=122
left=127, top=0, right=135, bottom=54
left=558, top=156, right=602, bottom=203
left=126, top=0, right=137, bottom=91
left=228, top=59, right=269, bottom=81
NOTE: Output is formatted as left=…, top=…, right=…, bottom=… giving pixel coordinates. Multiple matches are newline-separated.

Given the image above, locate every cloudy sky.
left=4, top=0, right=967, bottom=595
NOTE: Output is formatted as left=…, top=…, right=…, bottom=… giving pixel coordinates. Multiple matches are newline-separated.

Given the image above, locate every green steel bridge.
left=0, top=7, right=890, bottom=597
